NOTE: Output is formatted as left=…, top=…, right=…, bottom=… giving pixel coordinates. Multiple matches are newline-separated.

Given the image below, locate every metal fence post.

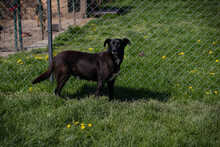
left=13, top=0, right=18, bottom=51
left=38, top=0, right=44, bottom=40
left=47, top=0, right=53, bottom=83
left=17, top=0, right=23, bottom=50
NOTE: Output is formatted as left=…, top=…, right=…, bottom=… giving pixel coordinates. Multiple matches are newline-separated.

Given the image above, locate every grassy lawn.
left=0, top=0, right=219, bottom=146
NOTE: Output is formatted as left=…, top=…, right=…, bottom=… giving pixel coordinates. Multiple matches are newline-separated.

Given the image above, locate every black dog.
left=32, top=38, right=131, bottom=101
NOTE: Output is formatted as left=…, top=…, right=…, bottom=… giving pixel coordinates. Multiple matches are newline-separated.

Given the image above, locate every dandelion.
left=81, top=123, right=85, bottom=126
left=177, top=84, right=180, bottom=87
left=210, top=73, right=215, bottom=75
left=190, top=71, right=194, bottom=74
left=209, top=51, right=213, bottom=54
left=189, top=87, right=193, bottom=89
left=35, top=57, right=43, bottom=60
left=74, top=122, right=79, bottom=125
left=213, top=41, right=216, bottom=45
left=162, top=56, right=165, bottom=60
left=93, top=28, right=96, bottom=31
left=206, top=92, right=210, bottom=95
left=144, top=36, right=148, bottom=39
left=4, top=60, right=7, bottom=63
left=29, top=87, right=32, bottom=92
left=143, top=20, right=146, bottom=23
left=178, top=52, right=184, bottom=56
left=17, top=59, right=21, bottom=63
left=81, top=126, right=85, bottom=130
left=193, top=70, right=197, bottom=72
left=88, top=48, right=93, bottom=50
left=214, top=91, right=218, bottom=94
left=88, top=123, right=92, bottom=127
left=216, top=60, right=219, bottom=63
left=197, top=40, right=201, bottom=43
left=124, top=55, right=126, bottom=58
left=67, top=124, right=71, bottom=128
left=25, top=57, right=29, bottom=59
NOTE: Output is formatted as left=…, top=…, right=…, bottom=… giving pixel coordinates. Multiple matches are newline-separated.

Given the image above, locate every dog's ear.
left=123, top=38, right=131, bottom=46
left=104, top=39, right=111, bottom=47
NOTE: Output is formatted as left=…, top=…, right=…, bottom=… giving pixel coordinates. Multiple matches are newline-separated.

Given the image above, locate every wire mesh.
left=0, top=0, right=219, bottom=98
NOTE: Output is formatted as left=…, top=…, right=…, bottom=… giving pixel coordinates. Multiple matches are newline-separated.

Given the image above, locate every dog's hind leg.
left=94, top=80, right=105, bottom=98
left=55, top=74, right=70, bottom=96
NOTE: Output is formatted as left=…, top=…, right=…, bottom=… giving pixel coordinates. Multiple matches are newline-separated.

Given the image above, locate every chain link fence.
left=0, top=0, right=219, bottom=98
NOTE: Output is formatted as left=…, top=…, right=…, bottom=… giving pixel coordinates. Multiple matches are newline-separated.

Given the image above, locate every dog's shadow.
left=66, top=84, right=170, bottom=102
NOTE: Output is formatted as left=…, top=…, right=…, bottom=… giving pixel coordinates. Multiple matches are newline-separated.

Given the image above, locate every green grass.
left=0, top=0, right=219, bottom=146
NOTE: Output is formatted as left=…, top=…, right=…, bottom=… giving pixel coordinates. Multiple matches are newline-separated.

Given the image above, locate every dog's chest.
left=108, top=59, right=120, bottom=81
left=108, top=71, right=119, bottom=81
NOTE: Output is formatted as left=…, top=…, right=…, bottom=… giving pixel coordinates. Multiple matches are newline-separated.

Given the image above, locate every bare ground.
left=0, top=13, right=90, bottom=57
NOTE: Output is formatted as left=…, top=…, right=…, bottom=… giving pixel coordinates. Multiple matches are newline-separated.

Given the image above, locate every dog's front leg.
left=94, top=80, right=105, bottom=98
left=107, top=79, right=115, bottom=101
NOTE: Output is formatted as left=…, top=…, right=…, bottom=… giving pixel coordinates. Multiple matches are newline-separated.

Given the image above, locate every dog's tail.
left=32, top=62, right=53, bottom=84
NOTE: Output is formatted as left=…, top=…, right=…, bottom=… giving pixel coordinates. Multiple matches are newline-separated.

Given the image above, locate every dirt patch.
left=0, top=12, right=90, bottom=57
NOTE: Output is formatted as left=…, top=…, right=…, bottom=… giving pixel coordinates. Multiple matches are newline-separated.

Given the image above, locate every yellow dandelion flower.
left=190, top=71, right=194, bottom=74
left=214, top=91, right=218, bottom=94
left=124, top=55, right=126, bottom=58
left=35, top=57, right=43, bottom=60
left=216, top=60, right=219, bottom=63
left=29, top=87, right=32, bottom=92
left=210, top=73, right=215, bottom=75
left=180, top=52, right=184, bottom=55
left=67, top=124, right=71, bottom=128
left=25, top=57, right=29, bottom=59
left=93, top=28, right=96, bottom=31
left=4, top=60, right=7, bottom=63
left=213, top=41, right=216, bottom=45
left=193, top=70, right=197, bottom=72
left=81, top=126, right=85, bottom=130
left=21, top=63, right=23, bottom=65
left=197, top=40, right=201, bottom=43
left=189, top=87, right=193, bottom=89
left=17, top=59, right=21, bottom=63
left=209, top=51, right=213, bottom=54
left=81, top=123, right=85, bottom=126
left=74, top=122, right=79, bottom=125
left=88, top=123, right=92, bottom=127
left=177, top=84, right=180, bottom=87
left=143, top=20, right=146, bottom=23
left=162, top=56, right=165, bottom=59
left=88, top=48, right=93, bottom=50
left=144, top=36, right=148, bottom=39
left=206, top=92, right=210, bottom=95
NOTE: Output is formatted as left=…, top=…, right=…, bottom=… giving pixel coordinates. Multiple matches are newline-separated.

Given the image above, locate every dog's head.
left=104, top=38, right=131, bottom=57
